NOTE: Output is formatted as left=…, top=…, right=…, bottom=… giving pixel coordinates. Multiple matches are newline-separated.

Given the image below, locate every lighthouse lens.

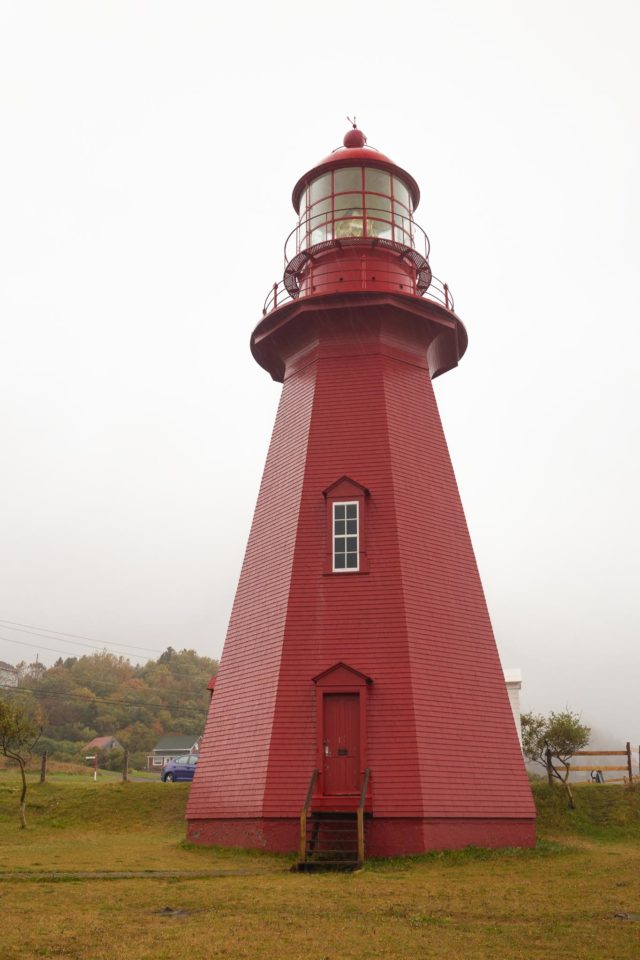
left=334, top=190, right=363, bottom=238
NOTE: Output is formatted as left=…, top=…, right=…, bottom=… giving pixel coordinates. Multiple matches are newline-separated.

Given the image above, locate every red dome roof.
left=291, top=130, right=421, bottom=213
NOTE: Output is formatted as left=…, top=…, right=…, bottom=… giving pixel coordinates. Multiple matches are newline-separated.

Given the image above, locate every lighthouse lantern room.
left=187, top=127, right=536, bottom=861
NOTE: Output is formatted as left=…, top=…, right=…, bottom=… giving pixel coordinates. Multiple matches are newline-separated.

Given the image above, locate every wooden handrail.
left=357, top=768, right=370, bottom=866
left=299, top=768, right=318, bottom=862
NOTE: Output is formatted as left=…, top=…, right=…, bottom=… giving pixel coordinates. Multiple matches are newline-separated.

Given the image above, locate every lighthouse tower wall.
left=187, top=304, right=535, bottom=854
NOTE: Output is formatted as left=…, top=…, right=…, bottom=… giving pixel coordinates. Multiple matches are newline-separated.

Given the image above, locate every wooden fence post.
left=40, top=751, right=47, bottom=784
left=122, top=748, right=129, bottom=783
left=626, top=742, right=633, bottom=785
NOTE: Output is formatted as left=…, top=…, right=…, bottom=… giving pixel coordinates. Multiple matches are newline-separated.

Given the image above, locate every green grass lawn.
left=0, top=779, right=639, bottom=959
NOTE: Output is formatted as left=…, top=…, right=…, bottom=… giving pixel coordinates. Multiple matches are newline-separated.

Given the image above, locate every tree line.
left=5, top=647, right=218, bottom=770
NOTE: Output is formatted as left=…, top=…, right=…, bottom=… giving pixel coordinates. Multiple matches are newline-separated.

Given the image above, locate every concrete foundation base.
left=186, top=816, right=536, bottom=856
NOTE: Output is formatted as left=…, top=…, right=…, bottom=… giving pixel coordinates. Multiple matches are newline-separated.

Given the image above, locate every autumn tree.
left=0, top=698, right=42, bottom=828
left=10, top=646, right=218, bottom=767
left=521, top=709, right=590, bottom=809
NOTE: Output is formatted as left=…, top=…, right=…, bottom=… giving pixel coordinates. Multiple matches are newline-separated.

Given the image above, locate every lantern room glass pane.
left=309, top=197, right=331, bottom=216
left=334, top=192, right=363, bottom=212
left=366, top=191, right=393, bottom=240
left=393, top=201, right=410, bottom=221
left=393, top=205, right=413, bottom=247
left=365, top=168, right=390, bottom=196
left=368, top=219, right=393, bottom=239
left=393, top=177, right=410, bottom=210
left=334, top=167, right=362, bottom=193
left=307, top=207, right=331, bottom=247
left=365, top=194, right=391, bottom=216
left=334, top=191, right=364, bottom=239
left=394, top=224, right=411, bottom=245
left=311, top=224, right=329, bottom=245
left=310, top=173, right=332, bottom=204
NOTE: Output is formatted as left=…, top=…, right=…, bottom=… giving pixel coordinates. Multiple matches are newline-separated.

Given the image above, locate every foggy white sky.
left=1, top=2, right=638, bottom=748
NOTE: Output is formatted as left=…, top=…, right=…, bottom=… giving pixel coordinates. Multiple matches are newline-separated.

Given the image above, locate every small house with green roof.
left=147, top=734, right=201, bottom=770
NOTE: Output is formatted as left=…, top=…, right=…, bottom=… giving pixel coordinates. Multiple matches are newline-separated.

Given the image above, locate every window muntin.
left=333, top=502, right=359, bottom=571
left=300, top=167, right=414, bottom=250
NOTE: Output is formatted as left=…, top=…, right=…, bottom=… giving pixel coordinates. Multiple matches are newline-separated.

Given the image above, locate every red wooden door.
left=323, top=693, right=360, bottom=795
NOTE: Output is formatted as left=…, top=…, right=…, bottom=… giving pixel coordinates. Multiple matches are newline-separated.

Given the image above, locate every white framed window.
left=333, top=501, right=359, bottom=571
left=152, top=756, right=163, bottom=766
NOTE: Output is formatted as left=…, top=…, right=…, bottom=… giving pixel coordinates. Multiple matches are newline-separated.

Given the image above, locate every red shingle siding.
left=186, top=366, right=315, bottom=819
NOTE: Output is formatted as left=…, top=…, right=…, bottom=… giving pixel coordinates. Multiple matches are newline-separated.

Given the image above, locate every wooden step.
left=297, top=803, right=365, bottom=872
left=293, top=860, right=360, bottom=873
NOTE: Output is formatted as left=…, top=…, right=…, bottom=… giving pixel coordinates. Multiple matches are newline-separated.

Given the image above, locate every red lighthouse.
left=187, top=127, right=535, bottom=860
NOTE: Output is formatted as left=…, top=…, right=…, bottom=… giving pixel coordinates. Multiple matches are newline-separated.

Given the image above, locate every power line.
left=0, top=634, right=149, bottom=665
left=0, top=638, right=217, bottom=686
left=0, top=621, right=217, bottom=674
left=0, top=618, right=163, bottom=655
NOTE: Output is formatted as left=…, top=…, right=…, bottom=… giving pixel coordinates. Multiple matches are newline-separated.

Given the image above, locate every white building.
left=504, top=668, right=522, bottom=748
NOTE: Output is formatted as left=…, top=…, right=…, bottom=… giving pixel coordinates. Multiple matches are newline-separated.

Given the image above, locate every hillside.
left=3, top=647, right=217, bottom=768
